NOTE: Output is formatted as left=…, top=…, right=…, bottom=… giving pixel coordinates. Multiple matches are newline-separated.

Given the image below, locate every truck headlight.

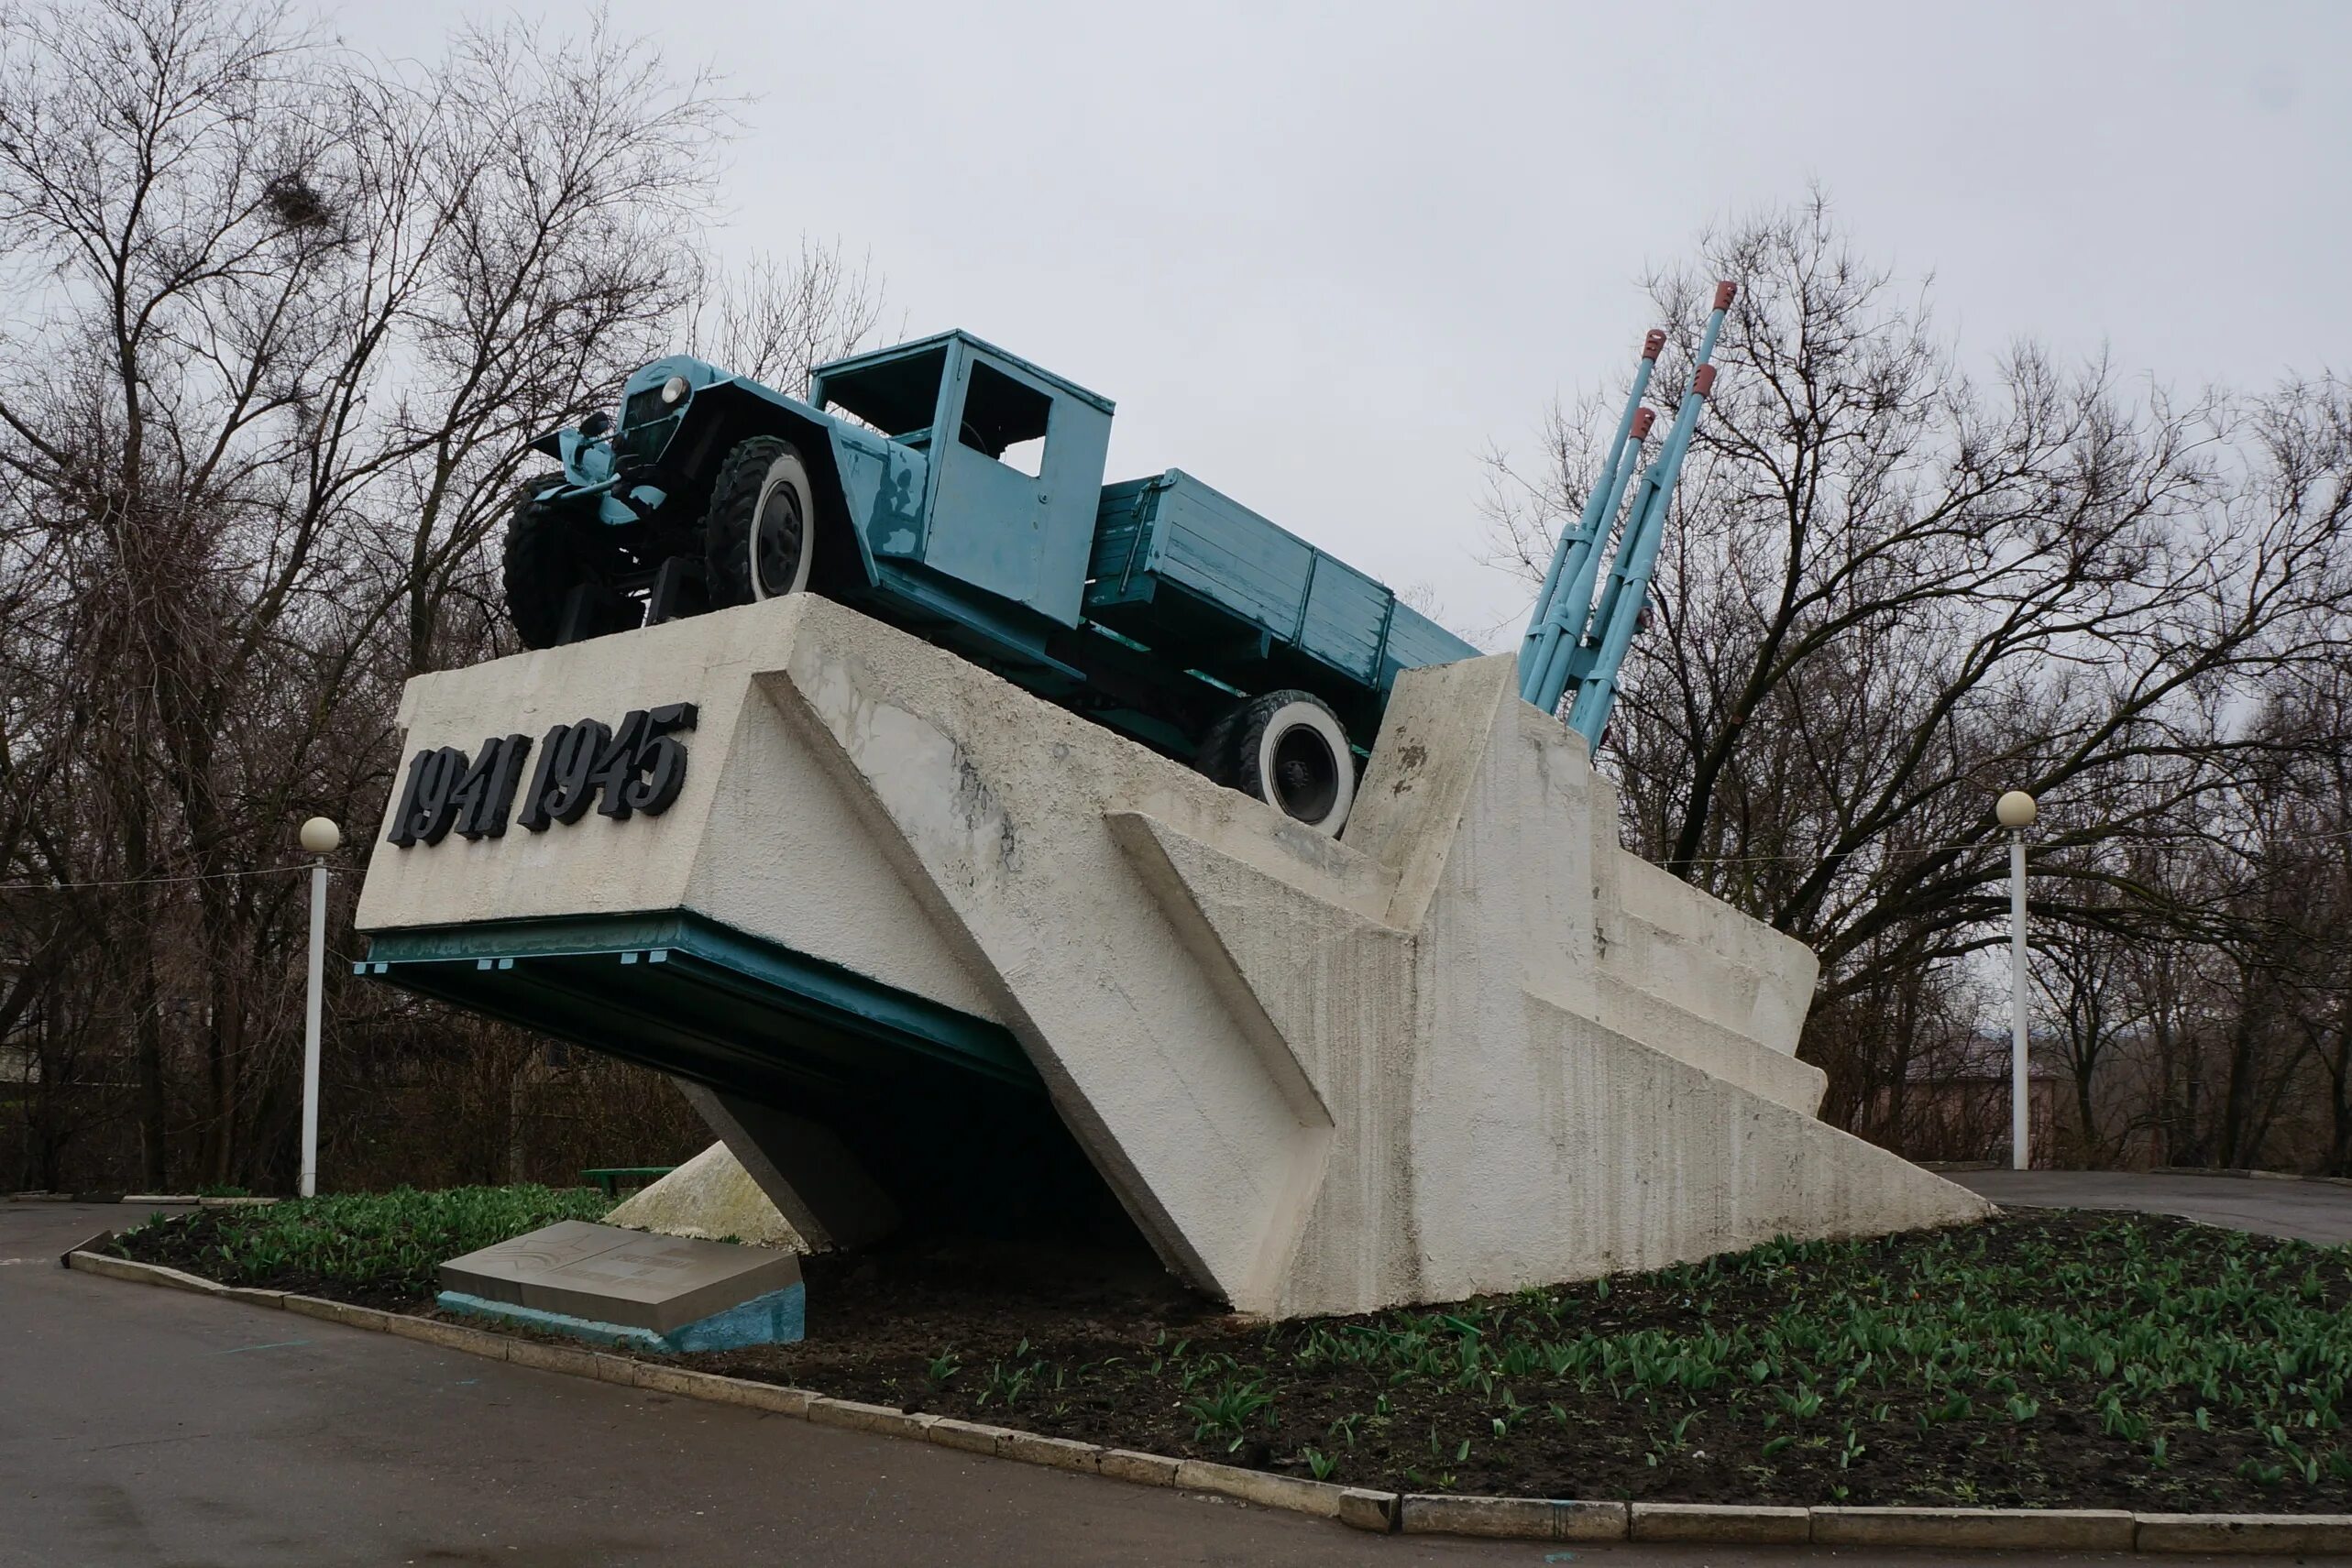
left=660, top=375, right=689, bottom=405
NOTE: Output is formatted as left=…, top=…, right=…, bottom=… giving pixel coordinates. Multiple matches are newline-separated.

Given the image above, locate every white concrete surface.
left=360, top=596, right=1988, bottom=1317
left=605, top=1140, right=805, bottom=1251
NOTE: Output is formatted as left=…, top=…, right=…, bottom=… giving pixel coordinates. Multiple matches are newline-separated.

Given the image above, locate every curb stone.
left=632, top=1361, right=736, bottom=1399
left=2136, top=1514, right=2352, bottom=1553
left=1813, top=1505, right=2135, bottom=1550
left=65, top=1250, right=2352, bottom=1556
left=59, top=1228, right=113, bottom=1267
left=2148, top=1166, right=2352, bottom=1186
left=385, top=1312, right=507, bottom=1361
left=66, top=1250, right=224, bottom=1297
left=1099, top=1449, right=1181, bottom=1486
left=999, top=1430, right=1102, bottom=1473
left=9, top=1191, right=278, bottom=1205
left=504, top=1337, right=602, bottom=1378
left=808, top=1397, right=938, bottom=1442
left=282, top=1293, right=391, bottom=1332
left=684, top=1372, right=813, bottom=1416
left=219, top=1285, right=289, bottom=1310
left=1173, top=1459, right=1360, bottom=1520
left=1401, top=1495, right=1626, bottom=1541
left=927, top=1417, right=1016, bottom=1457
left=1632, top=1502, right=1811, bottom=1544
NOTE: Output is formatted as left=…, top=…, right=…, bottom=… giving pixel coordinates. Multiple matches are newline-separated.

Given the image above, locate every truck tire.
left=1203, top=689, right=1357, bottom=835
left=705, top=435, right=816, bottom=607
left=502, top=486, right=592, bottom=650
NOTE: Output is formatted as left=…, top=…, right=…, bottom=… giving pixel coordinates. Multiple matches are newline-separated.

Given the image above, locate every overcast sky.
left=352, top=0, right=2348, bottom=643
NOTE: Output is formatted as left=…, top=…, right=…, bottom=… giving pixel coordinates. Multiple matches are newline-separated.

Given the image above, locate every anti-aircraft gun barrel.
left=1561, top=280, right=1737, bottom=751
left=1517, top=330, right=1666, bottom=707
left=1522, top=402, right=1655, bottom=717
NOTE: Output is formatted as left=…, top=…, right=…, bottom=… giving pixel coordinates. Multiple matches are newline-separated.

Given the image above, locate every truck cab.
left=810, top=334, right=1112, bottom=628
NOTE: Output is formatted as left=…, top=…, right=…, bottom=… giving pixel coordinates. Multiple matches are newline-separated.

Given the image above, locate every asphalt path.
left=1954, top=1169, right=2352, bottom=1244
left=1, top=1199, right=2327, bottom=1567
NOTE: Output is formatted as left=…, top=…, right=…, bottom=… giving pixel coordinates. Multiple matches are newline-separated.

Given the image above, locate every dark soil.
left=119, top=1206, right=2352, bottom=1512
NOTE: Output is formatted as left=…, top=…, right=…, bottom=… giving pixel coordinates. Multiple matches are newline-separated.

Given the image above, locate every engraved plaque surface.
left=440, top=1221, right=800, bottom=1333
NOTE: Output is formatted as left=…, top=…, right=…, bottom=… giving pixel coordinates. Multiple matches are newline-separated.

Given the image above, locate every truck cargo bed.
left=1085, top=470, right=1477, bottom=736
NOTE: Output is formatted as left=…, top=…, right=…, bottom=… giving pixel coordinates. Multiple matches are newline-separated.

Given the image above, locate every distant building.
left=1866, top=1029, right=2067, bottom=1168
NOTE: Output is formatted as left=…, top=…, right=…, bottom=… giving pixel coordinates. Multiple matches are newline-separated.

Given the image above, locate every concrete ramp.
left=356, top=595, right=1987, bottom=1317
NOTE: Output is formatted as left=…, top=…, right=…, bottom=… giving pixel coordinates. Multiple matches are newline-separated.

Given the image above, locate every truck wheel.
left=705, top=435, right=815, bottom=606
left=502, top=486, right=592, bottom=649
left=1205, top=690, right=1357, bottom=835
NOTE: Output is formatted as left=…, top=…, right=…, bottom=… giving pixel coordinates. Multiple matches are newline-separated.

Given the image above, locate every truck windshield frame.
left=817, top=344, right=949, bottom=438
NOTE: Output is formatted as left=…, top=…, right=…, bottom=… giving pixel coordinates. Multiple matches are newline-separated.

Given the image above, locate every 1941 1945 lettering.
left=385, top=703, right=698, bottom=847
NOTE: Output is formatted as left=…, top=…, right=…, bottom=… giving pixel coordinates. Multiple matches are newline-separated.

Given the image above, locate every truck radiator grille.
left=623, top=386, right=671, bottom=428
left=618, top=385, right=680, bottom=464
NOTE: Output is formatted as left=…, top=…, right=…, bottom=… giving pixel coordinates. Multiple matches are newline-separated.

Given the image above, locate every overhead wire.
left=0, top=861, right=321, bottom=892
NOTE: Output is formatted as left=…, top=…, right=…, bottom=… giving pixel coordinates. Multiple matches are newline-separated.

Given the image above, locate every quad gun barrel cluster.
left=1518, top=280, right=1737, bottom=749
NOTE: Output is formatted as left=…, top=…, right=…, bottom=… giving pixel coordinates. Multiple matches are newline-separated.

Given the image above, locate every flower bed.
left=115, top=1200, right=2352, bottom=1512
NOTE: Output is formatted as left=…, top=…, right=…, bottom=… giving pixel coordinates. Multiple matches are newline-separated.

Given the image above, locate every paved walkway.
left=1954, top=1169, right=2352, bottom=1244
left=0, top=1201, right=2315, bottom=1566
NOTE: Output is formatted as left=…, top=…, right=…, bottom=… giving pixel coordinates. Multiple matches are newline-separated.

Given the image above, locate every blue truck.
left=510, top=330, right=1477, bottom=834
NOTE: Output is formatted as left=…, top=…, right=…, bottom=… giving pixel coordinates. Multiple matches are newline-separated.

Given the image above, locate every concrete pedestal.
left=358, top=596, right=1987, bottom=1318
left=438, top=1221, right=804, bottom=1351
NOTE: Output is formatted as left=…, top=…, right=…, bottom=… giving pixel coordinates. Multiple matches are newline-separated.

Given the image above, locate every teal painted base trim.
left=357, top=909, right=1038, bottom=1094
left=435, top=1282, right=807, bottom=1353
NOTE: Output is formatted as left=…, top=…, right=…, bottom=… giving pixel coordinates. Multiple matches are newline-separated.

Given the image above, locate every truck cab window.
left=959, top=360, right=1050, bottom=477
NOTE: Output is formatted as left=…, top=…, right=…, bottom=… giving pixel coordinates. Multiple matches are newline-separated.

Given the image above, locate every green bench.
left=580, top=1167, right=676, bottom=1199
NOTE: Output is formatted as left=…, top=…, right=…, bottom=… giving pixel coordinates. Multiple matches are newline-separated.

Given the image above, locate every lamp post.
left=297, top=816, right=340, bottom=1199
left=1995, top=790, right=2038, bottom=1171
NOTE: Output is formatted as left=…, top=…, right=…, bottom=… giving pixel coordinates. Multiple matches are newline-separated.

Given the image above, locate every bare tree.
left=369, top=14, right=730, bottom=675
left=687, top=238, right=888, bottom=395
left=2221, top=667, right=2352, bottom=1169
left=0, top=0, right=876, bottom=1191
left=1485, top=192, right=2352, bottom=1143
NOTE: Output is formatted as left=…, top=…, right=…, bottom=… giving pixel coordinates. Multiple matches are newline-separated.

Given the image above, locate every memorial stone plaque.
left=441, top=1222, right=801, bottom=1336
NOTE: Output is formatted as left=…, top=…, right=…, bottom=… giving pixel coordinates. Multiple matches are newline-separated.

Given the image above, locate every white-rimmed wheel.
left=1203, top=689, right=1357, bottom=835
left=704, top=434, right=816, bottom=607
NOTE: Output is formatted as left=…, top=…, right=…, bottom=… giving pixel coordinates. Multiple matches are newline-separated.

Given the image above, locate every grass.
left=116, top=1185, right=609, bottom=1301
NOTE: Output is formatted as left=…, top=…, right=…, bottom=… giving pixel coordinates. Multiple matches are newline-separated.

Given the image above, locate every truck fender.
left=689, top=382, right=883, bottom=594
